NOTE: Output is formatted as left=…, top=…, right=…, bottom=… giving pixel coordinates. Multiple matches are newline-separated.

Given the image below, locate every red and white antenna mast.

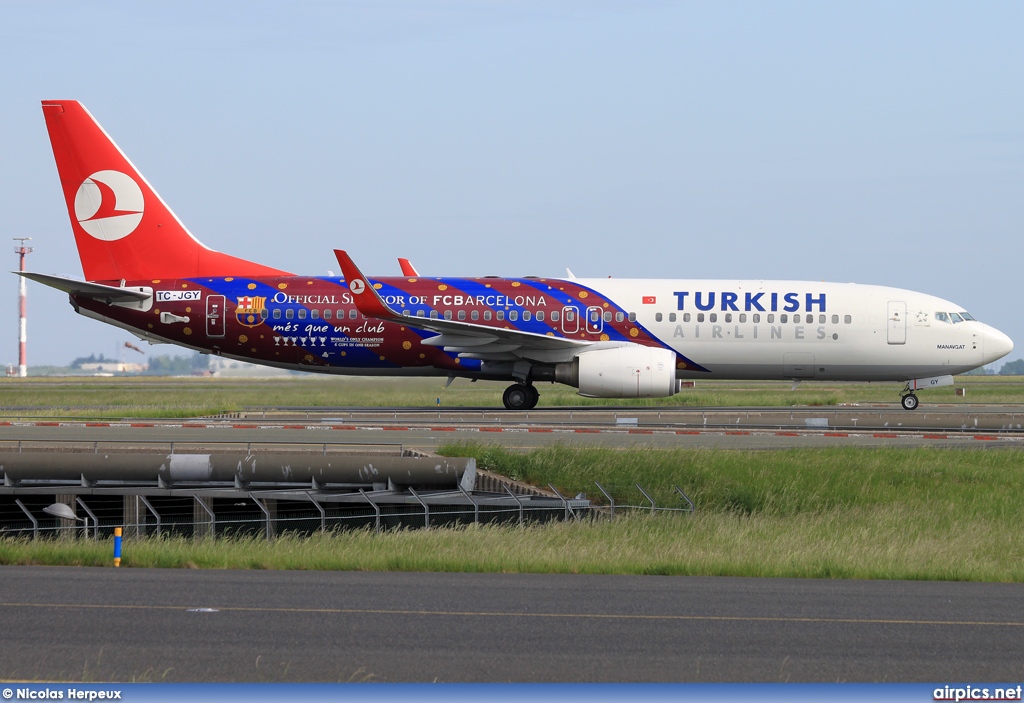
left=14, top=238, right=33, bottom=377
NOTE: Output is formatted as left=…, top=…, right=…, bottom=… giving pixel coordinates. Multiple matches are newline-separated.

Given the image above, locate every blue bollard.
left=113, top=526, right=122, bottom=567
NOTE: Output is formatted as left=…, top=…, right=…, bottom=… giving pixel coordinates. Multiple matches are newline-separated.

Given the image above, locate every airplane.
left=23, top=100, right=1014, bottom=411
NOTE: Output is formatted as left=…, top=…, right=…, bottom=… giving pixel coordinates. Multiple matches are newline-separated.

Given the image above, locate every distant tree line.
left=143, top=352, right=210, bottom=375
left=67, top=351, right=210, bottom=375
left=965, top=359, right=1024, bottom=376
left=68, top=353, right=115, bottom=368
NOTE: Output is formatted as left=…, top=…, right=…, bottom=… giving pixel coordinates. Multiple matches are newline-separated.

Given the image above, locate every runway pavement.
left=1, top=404, right=1022, bottom=452
left=2, top=567, right=1023, bottom=682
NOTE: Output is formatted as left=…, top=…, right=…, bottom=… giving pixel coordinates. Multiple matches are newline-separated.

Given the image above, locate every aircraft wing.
left=334, top=250, right=591, bottom=362
left=16, top=272, right=151, bottom=303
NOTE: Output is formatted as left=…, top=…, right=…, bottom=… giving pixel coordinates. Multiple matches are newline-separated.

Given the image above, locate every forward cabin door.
left=206, top=295, right=226, bottom=338
left=887, top=301, right=906, bottom=345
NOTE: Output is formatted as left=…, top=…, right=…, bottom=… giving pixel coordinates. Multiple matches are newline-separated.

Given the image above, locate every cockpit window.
left=935, top=311, right=976, bottom=324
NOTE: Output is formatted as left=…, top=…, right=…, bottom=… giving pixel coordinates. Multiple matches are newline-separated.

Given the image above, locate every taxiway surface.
left=2, top=567, right=1023, bottom=682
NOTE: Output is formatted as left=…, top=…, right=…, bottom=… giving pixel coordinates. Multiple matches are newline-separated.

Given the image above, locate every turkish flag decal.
left=642, top=296, right=656, bottom=305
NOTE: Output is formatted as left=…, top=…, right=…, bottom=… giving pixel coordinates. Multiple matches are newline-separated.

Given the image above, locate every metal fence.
left=1, top=482, right=691, bottom=541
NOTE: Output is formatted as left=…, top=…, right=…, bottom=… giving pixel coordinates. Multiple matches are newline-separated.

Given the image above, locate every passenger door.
left=887, top=301, right=906, bottom=345
left=206, top=295, right=226, bottom=338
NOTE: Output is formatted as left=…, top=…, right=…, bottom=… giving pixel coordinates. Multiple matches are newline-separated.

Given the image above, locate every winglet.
left=334, top=250, right=401, bottom=321
left=397, top=257, right=420, bottom=276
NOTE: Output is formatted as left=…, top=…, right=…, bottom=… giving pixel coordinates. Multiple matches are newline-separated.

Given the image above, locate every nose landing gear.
left=503, top=383, right=539, bottom=410
left=900, top=389, right=920, bottom=411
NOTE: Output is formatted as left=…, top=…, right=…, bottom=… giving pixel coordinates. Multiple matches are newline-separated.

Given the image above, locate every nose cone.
left=982, top=324, right=1014, bottom=365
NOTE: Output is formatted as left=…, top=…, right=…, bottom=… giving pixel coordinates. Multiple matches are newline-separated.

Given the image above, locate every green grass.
left=4, top=445, right=1024, bottom=581
left=1, top=374, right=1023, bottom=418
left=440, top=443, right=1024, bottom=514
left=1, top=509, right=1020, bottom=581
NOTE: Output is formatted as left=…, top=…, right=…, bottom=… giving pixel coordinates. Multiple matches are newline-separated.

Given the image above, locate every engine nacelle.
left=570, top=345, right=679, bottom=398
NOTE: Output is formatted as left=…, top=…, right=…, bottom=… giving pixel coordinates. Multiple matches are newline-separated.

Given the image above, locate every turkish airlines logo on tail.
left=349, top=279, right=366, bottom=295
left=74, top=170, right=144, bottom=241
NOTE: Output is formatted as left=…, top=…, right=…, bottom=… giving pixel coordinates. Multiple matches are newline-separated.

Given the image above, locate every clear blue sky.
left=1, top=1, right=1021, bottom=367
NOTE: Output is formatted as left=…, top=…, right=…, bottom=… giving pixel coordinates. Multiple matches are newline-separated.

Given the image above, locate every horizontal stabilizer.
left=16, top=271, right=151, bottom=303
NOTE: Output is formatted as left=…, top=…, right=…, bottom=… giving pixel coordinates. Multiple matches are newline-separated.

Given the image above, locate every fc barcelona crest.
left=235, top=295, right=267, bottom=327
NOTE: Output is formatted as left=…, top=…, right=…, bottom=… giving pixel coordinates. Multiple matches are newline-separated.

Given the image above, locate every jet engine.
left=560, top=345, right=679, bottom=398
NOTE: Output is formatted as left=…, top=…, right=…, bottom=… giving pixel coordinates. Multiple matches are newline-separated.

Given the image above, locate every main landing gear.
left=503, top=383, right=539, bottom=410
left=900, top=389, right=920, bottom=411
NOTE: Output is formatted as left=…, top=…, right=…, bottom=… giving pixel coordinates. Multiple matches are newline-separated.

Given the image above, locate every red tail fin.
left=41, top=100, right=289, bottom=282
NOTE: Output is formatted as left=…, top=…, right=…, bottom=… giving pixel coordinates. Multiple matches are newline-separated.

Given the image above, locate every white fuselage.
left=582, top=279, right=1011, bottom=381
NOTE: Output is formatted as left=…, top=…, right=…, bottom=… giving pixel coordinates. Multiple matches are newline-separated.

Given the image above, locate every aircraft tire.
left=523, top=384, right=540, bottom=410
left=901, top=393, right=920, bottom=411
left=503, top=384, right=533, bottom=410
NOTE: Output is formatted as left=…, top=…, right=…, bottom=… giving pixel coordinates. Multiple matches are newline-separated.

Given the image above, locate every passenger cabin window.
left=286, top=309, right=294, bottom=319
left=615, top=312, right=624, bottom=323
left=273, top=309, right=281, bottom=320
left=604, top=311, right=613, bottom=322
left=806, top=314, right=814, bottom=323
left=484, top=310, right=492, bottom=321
left=697, top=313, right=705, bottom=323
left=457, top=310, right=466, bottom=320
left=471, top=310, right=479, bottom=321
left=509, top=310, right=519, bottom=321
left=684, top=313, right=691, bottom=323
left=298, top=309, right=307, bottom=319
left=709, top=313, right=718, bottom=323
left=628, top=312, right=636, bottom=322
left=430, top=310, right=439, bottom=319
left=444, top=310, right=453, bottom=320
left=417, top=310, right=425, bottom=317
left=655, top=313, right=663, bottom=322
left=311, top=309, right=319, bottom=320
left=496, top=311, right=505, bottom=321
left=349, top=309, right=358, bottom=320
left=669, top=313, right=676, bottom=322
left=831, top=314, right=839, bottom=324
left=780, top=314, right=787, bottom=323
left=536, top=311, right=545, bottom=322
left=550, top=311, right=559, bottom=322
left=767, top=314, right=774, bottom=323
left=724, top=313, right=732, bottom=323
left=844, top=315, right=852, bottom=324
left=523, top=311, right=531, bottom=321
left=324, top=309, right=332, bottom=320
left=752, top=314, right=759, bottom=323
left=818, top=314, right=825, bottom=324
